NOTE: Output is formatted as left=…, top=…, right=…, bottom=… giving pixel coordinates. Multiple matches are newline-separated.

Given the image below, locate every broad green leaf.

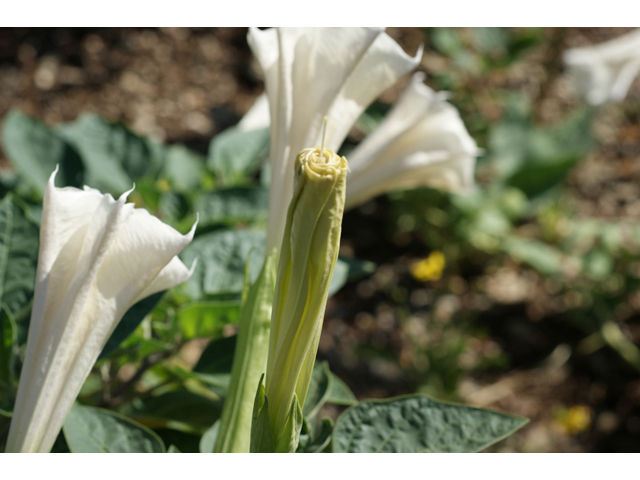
left=196, top=186, right=268, bottom=227
left=163, top=144, right=206, bottom=192
left=326, top=374, right=357, bottom=406
left=129, top=391, right=224, bottom=433
left=208, top=127, right=270, bottom=185
left=507, top=156, right=579, bottom=200
left=167, top=445, right=182, bottom=453
left=158, top=191, right=189, bottom=224
left=178, top=301, right=240, bottom=339
left=194, top=335, right=237, bottom=375
left=199, top=420, right=220, bottom=453
left=58, top=114, right=164, bottom=194
left=193, top=335, right=237, bottom=389
left=99, top=291, right=165, bottom=359
left=0, top=307, right=17, bottom=410
left=63, top=405, right=165, bottom=453
left=333, top=394, right=528, bottom=453
left=328, top=259, right=349, bottom=298
left=0, top=197, right=40, bottom=347
left=503, top=237, right=563, bottom=276
left=180, top=229, right=265, bottom=299
left=1, top=109, right=84, bottom=194
left=298, top=417, right=334, bottom=453
left=304, top=362, right=332, bottom=418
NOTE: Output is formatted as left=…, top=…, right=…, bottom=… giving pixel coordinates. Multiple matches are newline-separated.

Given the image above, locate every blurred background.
left=1, top=27, right=640, bottom=452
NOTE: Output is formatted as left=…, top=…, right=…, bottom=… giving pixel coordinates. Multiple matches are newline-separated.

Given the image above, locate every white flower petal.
left=346, top=73, right=478, bottom=209
left=6, top=170, right=195, bottom=453
left=324, top=33, right=423, bottom=152
left=564, top=29, right=640, bottom=105
left=134, top=255, right=197, bottom=304
left=237, top=93, right=270, bottom=131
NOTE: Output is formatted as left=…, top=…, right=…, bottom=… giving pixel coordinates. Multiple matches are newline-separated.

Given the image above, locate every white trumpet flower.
left=346, top=72, right=478, bottom=209
left=564, top=28, right=640, bottom=106
left=239, top=72, right=478, bottom=211
left=247, top=27, right=422, bottom=251
left=6, top=169, right=196, bottom=453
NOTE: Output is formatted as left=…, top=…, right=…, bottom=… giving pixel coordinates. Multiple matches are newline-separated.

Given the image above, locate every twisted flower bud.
left=264, top=145, right=347, bottom=450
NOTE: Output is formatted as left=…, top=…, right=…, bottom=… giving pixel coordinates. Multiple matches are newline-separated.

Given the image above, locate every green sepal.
left=252, top=373, right=266, bottom=428
left=250, top=374, right=274, bottom=453
left=274, top=393, right=303, bottom=453
left=213, top=250, right=276, bottom=453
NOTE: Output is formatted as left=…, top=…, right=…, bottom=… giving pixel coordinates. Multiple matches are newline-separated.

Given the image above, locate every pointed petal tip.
left=187, top=214, right=199, bottom=240
left=414, top=43, right=425, bottom=63
left=188, top=257, right=199, bottom=277
left=119, top=183, right=136, bottom=204
left=47, top=165, right=60, bottom=189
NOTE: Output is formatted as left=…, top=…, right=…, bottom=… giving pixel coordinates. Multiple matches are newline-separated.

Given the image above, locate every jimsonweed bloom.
left=346, top=72, right=478, bottom=208
left=264, top=145, right=348, bottom=451
left=564, top=28, right=640, bottom=105
left=242, top=42, right=477, bottom=213
left=247, top=27, right=421, bottom=252
left=6, top=170, right=196, bottom=453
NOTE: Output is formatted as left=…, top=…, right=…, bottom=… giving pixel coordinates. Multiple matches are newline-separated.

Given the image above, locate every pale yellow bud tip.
left=295, top=147, right=348, bottom=178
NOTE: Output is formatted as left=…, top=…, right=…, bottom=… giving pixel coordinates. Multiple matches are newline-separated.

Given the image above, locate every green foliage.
left=326, top=373, right=358, bottom=406
left=178, top=301, right=240, bottom=340
left=332, top=395, right=528, bottom=452
left=199, top=420, right=219, bottom=453
left=163, top=145, right=206, bottom=193
left=214, top=252, right=276, bottom=453
left=99, top=291, right=166, bottom=359
left=0, top=196, right=39, bottom=327
left=181, top=229, right=266, bottom=300
left=196, top=186, right=268, bottom=228
left=297, top=417, right=333, bottom=453
left=303, top=362, right=332, bottom=418
left=127, top=391, right=224, bottom=434
left=63, top=405, right=165, bottom=453
left=1, top=110, right=84, bottom=195
left=208, top=126, right=270, bottom=186
left=58, top=113, right=164, bottom=194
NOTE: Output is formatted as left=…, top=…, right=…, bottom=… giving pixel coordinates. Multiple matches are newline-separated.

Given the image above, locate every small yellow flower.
left=554, top=405, right=592, bottom=435
left=411, top=251, right=446, bottom=282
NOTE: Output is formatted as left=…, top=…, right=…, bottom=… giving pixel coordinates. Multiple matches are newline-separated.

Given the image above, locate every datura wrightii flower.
left=345, top=72, right=478, bottom=208
left=563, top=28, right=640, bottom=105
left=244, top=30, right=477, bottom=214
left=247, top=27, right=422, bottom=252
left=5, top=169, right=196, bottom=453
left=251, top=145, right=347, bottom=452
